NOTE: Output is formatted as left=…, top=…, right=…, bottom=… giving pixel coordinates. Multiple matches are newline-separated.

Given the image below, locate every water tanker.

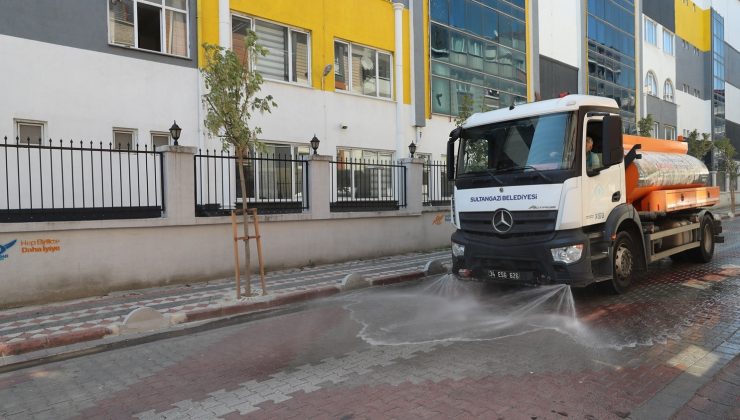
left=622, top=135, right=718, bottom=212
left=446, top=95, right=723, bottom=294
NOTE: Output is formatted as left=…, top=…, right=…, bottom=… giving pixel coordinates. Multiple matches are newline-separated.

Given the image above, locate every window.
left=108, top=0, right=189, bottom=57
left=644, top=18, right=657, bottom=45
left=653, top=122, right=659, bottom=138
left=334, top=41, right=392, bottom=99
left=113, top=129, right=136, bottom=149
left=231, top=16, right=252, bottom=65
left=15, top=120, right=45, bottom=145
left=256, top=20, right=309, bottom=84
left=236, top=143, right=309, bottom=201
left=458, top=112, right=576, bottom=174
left=151, top=132, right=170, bottom=149
left=663, top=80, right=674, bottom=102
left=662, top=29, right=674, bottom=55
left=664, top=126, right=676, bottom=140
left=645, top=72, right=658, bottom=96
left=335, top=148, right=395, bottom=200
left=232, top=16, right=310, bottom=85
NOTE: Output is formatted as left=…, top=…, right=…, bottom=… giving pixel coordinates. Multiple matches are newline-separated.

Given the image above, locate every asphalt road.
left=1, top=218, right=739, bottom=419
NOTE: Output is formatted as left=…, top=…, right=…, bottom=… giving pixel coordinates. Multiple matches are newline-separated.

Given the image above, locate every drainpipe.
left=393, top=2, right=405, bottom=160
left=211, top=0, right=229, bottom=152
left=219, top=0, right=230, bottom=49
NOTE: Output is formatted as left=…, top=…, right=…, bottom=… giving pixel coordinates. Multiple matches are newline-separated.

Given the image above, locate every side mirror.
left=601, top=115, right=624, bottom=166
left=447, top=127, right=462, bottom=181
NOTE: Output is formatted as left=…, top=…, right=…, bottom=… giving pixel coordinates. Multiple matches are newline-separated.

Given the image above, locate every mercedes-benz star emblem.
left=492, top=209, right=514, bottom=233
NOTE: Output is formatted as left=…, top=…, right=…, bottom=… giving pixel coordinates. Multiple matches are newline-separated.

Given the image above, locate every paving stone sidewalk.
left=0, top=249, right=450, bottom=360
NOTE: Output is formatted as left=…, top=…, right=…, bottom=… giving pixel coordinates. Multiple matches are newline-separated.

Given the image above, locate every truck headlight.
left=550, top=244, right=584, bottom=264
left=452, top=242, right=465, bottom=257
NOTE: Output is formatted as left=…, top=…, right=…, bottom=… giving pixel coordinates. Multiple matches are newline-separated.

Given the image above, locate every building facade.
left=536, top=0, right=738, bottom=154
left=0, top=0, right=200, bottom=149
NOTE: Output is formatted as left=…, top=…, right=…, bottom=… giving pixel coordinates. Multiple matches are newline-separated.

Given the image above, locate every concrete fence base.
left=0, top=210, right=453, bottom=308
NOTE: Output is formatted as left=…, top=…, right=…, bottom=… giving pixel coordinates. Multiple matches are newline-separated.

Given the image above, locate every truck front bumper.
left=451, top=229, right=598, bottom=287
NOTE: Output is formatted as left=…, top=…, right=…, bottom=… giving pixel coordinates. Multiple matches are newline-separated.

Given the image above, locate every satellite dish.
left=322, top=64, right=333, bottom=77
left=361, top=56, right=374, bottom=70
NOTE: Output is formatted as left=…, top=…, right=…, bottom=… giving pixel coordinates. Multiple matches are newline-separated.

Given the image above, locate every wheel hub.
left=615, top=245, right=632, bottom=280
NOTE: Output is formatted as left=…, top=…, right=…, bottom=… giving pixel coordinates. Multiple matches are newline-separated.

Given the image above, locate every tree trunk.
left=731, top=171, right=737, bottom=214
left=236, top=149, right=252, bottom=297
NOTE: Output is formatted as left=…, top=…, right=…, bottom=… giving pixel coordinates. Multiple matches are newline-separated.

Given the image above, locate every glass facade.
left=586, top=0, right=636, bottom=133
left=712, top=10, right=725, bottom=141
left=430, top=0, right=527, bottom=117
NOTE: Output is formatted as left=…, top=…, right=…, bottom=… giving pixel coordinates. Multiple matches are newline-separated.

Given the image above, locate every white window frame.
left=334, top=40, right=394, bottom=99
left=663, top=79, right=674, bottom=102
left=235, top=142, right=309, bottom=203
left=645, top=71, right=658, bottom=96
left=113, top=128, right=137, bottom=149
left=335, top=147, right=396, bottom=201
left=231, top=14, right=312, bottom=85
left=665, top=126, right=676, bottom=140
left=653, top=122, right=660, bottom=138
left=662, top=29, right=675, bottom=55
left=150, top=131, right=170, bottom=150
left=14, top=119, right=46, bottom=145
left=107, top=0, right=190, bottom=58
left=644, top=18, right=657, bottom=46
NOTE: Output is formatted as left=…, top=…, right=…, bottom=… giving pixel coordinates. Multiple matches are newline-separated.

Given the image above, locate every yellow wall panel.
left=674, top=0, right=711, bottom=52
left=198, top=0, right=411, bottom=104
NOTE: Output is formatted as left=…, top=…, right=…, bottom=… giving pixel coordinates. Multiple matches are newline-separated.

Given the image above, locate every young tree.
left=684, top=129, right=713, bottom=161
left=714, top=137, right=737, bottom=213
left=201, top=34, right=277, bottom=296
left=637, top=114, right=654, bottom=137
left=454, top=94, right=475, bottom=127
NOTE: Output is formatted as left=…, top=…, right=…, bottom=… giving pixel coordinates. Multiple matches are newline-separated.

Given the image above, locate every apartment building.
left=0, top=0, right=200, bottom=149
left=198, top=0, right=417, bottom=163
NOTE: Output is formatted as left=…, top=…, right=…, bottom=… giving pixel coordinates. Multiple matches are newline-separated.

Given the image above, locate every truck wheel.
left=608, top=231, right=636, bottom=294
left=687, top=215, right=715, bottom=263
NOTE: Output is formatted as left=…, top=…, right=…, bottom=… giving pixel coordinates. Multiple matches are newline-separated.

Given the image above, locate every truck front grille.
left=459, top=210, right=557, bottom=238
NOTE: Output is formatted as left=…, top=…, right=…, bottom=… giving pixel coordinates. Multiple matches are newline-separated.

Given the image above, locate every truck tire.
left=607, top=231, right=636, bottom=294
left=686, top=215, right=715, bottom=263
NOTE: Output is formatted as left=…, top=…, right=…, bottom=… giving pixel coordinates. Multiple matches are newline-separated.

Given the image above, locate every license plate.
left=487, top=270, right=522, bottom=280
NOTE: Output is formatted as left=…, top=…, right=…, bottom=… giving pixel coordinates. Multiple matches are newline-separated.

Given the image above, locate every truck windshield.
left=457, top=112, right=576, bottom=176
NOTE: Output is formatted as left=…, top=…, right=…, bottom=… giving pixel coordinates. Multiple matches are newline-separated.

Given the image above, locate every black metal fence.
left=194, top=150, right=309, bottom=216
left=330, top=159, right=406, bottom=212
left=0, top=137, right=164, bottom=222
left=423, top=161, right=453, bottom=206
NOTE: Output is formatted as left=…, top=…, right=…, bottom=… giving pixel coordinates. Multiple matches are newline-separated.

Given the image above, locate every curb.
left=0, top=326, right=112, bottom=357
left=0, top=270, right=429, bottom=357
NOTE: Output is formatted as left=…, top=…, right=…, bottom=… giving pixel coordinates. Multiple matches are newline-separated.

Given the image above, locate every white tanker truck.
left=447, top=95, right=723, bottom=293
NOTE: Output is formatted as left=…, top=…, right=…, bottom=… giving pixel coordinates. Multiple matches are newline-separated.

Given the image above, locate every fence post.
left=401, top=157, right=424, bottom=214
left=158, top=145, right=197, bottom=224
left=308, top=154, right=331, bottom=219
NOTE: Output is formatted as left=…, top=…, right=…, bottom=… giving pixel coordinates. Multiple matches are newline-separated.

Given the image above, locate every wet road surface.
left=1, top=218, right=739, bottom=419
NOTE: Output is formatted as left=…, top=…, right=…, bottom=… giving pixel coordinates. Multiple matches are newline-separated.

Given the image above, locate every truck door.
left=581, top=117, right=625, bottom=227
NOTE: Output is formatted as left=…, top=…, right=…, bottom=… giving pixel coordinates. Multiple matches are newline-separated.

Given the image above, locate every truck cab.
left=448, top=95, right=720, bottom=293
